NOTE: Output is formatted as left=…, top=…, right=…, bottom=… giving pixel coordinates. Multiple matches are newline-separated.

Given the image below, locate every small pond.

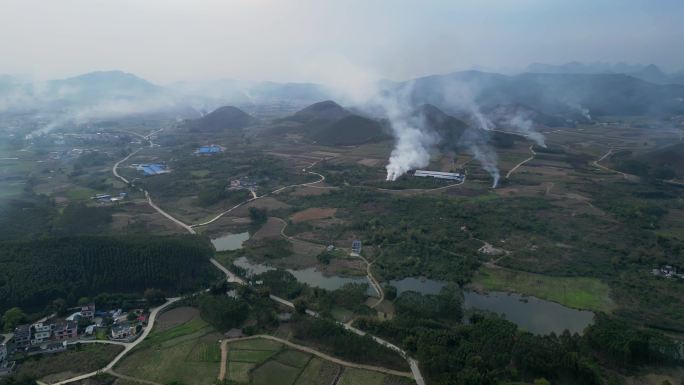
left=233, top=257, right=374, bottom=294
left=389, top=276, right=594, bottom=335
left=211, top=232, right=250, bottom=251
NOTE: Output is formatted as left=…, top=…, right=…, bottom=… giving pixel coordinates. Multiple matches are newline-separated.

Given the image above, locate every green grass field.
left=274, top=349, right=311, bottom=368
left=116, top=314, right=220, bottom=385
left=472, top=265, right=616, bottom=312
left=337, top=368, right=385, bottom=385
left=16, top=344, right=124, bottom=383
left=228, top=361, right=256, bottom=383
left=229, top=338, right=283, bottom=351
left=139, top=318, right=211, bottom=348
left=251, top=360, right=301, bottom=385
left=223, top=338, right=414, bottom=385
left=189, top=341, right=222, bottom=362
left=229, top=349, right=277, bottom=363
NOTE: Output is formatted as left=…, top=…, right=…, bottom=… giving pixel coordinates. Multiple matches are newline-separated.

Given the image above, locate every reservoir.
left=389, top=276, right=594, bottom=335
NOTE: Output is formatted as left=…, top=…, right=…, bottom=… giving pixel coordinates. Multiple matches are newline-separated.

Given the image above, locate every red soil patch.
left=290, top=208, right=337, bottom=224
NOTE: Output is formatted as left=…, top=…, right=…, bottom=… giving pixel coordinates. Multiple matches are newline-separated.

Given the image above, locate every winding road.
left=48, top=297, right=180, bottom=385
left=505, top=144, right=536, bottom=179
left=107, top=133, right=426, bottom=385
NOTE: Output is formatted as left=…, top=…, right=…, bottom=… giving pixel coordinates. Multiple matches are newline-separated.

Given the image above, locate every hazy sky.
left=2, top=0, right=683, bottom=84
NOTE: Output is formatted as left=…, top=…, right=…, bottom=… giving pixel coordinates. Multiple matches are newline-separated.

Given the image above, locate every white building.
left=413, top=170, right=464, bottom=181
left=31, top=323, right=53, bottom=345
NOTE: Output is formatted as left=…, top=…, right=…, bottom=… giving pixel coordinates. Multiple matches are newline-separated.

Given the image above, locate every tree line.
left=0, top=235, right=219, bottom=314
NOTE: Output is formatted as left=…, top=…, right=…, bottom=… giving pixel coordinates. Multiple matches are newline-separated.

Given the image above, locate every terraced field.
left=222, top=337, right=414, bottom=385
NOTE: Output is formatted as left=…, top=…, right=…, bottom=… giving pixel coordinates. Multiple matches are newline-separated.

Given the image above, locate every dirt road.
left=506, top=144, right=536, bottom=179
left=219, top=335, right=413, bottom=380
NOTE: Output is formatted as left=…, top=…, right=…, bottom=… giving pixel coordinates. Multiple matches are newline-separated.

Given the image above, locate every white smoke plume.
left=463, top=108, right=500, bottom=188
left=469, top=140, right=500, bottom=188
left=384, top=100, right=439, bottom=181
left=507, top=113, right=546, bottom=148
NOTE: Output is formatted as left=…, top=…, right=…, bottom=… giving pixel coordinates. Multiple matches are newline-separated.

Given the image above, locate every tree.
left=144, top=288, right=166, bottom=306
left=294, top=299, right=308, bottom=314
left=534, top=379, right=551, bottom=385
left=198, top=294, right=248, bottom=331
left=2, top=307, right=26, bottom=331
left=384, top=285, right=398, bottom=301
left=248, top=207, right=268, bottom=225
left=51, top=298, right=68, bottom=316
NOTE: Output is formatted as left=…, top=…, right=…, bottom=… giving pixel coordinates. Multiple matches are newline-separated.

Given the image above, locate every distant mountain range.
left=388, top=70, right=684, bottom=120
left=524, top=62, right=684, bottom=85
left=3, top=66, right=684, bottom=126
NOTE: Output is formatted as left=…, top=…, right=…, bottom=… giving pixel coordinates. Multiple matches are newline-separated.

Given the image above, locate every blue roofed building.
left=196, top=144, right=222, bottom=155
left=137, top=163, right=170, bottom=176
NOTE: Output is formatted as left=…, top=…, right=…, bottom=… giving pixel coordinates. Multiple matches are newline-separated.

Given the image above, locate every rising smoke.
left=507, top=113, right=546, bottom=148
left=382, top=84, right=439, bottom=181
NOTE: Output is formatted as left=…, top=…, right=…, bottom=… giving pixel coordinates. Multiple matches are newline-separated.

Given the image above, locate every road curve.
left=505, top=144, right=536, bottom=179
left=219, top=335, right=413, bottom=379
left=52, top=297, right=180, bottom=385
left=112, top=148, right=142, bottom=185
left=108, top=137, right=426, bottom=385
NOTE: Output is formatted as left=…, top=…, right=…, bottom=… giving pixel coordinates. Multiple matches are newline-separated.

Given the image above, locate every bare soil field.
left=156, top=307, right=200, bottom=332
left=290, top=208, right=337, bottom=223
left=290, top=186, right=335, bottom=196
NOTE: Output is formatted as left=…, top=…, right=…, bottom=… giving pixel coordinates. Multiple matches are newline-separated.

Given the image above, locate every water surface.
left=390, top=276, right=594, bottom=334
left=233, top=256, right=373, bottom=293
left=211, top=232, right=250, bottom=251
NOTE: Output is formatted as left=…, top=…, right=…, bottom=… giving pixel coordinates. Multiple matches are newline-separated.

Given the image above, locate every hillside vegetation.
left=0, top=235, right=218, bottom=313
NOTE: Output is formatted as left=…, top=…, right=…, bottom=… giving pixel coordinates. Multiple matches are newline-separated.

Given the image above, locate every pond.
left=233, top=257, right=374, bottom=294
left=211, top=232, right=250, bottom=251
left=389, top=276, right=594, bottom=335
left=463, top=291, right=595, bottom=335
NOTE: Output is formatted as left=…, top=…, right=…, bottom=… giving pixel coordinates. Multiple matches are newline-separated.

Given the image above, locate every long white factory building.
left=413, top=170, right=464, bottom=181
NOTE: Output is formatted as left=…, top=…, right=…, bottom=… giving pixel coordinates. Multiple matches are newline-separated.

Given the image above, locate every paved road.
left=220, top=335, right=413, bottom=379
left=52, top=297, right=180, bottom=385
left=108, top=136, right=427, bottom=385
left=112, top=148, right=142, bottom=185
left=145, top=191, right=196, bottom=234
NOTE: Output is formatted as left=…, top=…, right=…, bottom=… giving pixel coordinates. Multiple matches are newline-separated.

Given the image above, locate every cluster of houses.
left=0, top=303, right=149, bottom=376
left=652, top=265, right=684, bottom=280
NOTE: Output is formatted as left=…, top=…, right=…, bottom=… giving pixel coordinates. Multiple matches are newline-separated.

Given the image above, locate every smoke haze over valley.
left=2, top=4, right=684, bottom=385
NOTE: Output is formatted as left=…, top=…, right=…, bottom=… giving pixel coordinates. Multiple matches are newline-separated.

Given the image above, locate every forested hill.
left=0, top=235, right=219, bottom=313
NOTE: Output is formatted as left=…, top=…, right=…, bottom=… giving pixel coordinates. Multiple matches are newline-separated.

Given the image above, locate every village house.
left=81, top=303, right=96, bottom=319
left=52, top=321, right=78, bottom=340
left=12, top=325, right=31, bottom=350
left=31, top=322, right=53, bottom=345
left=110, top=323, right=136, bottom=340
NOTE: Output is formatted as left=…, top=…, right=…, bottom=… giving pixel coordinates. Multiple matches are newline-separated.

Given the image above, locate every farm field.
left=222, top=337, right=415, bottom=385
left=14, top=344, right=124, bottom=383
left=471, top=265, right=616, bottom=313
left=116, top=309, right=221, bottom=385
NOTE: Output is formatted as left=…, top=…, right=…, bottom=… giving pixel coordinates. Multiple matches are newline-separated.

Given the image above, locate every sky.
left=1, top=0, right=683, bottom=84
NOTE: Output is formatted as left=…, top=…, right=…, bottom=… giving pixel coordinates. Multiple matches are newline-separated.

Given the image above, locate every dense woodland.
left=0, top=235, right=219, bottom=314
left=356, top=290, right=681, bottom=385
